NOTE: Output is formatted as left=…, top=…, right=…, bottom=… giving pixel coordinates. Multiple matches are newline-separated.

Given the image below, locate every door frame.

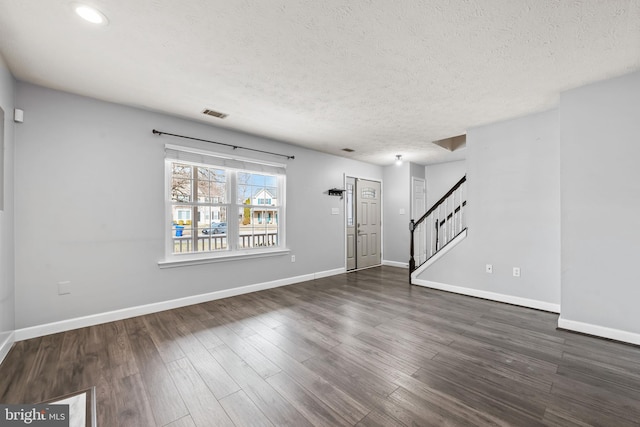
left=411, top=176, right=426, bottom=264
left=344, top=174, right=383, bottom=271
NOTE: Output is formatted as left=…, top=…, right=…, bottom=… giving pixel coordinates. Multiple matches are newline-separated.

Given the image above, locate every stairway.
left=410, top=175, right=467, bottom=280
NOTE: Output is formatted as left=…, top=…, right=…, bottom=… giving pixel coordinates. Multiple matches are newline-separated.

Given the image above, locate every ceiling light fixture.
left=395, top=154, right=403, bottom=166
left=73, top=3, right=108, bottom=25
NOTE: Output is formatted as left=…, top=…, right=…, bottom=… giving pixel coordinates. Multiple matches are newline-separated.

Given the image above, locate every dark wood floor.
left=2, top=266, right=640, bottom=426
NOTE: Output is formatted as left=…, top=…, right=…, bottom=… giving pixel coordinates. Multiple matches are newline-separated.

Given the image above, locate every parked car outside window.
left=202, top=222, right=227, bottom=235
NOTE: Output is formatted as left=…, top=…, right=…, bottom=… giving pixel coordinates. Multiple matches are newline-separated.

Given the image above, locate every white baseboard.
left=558, top=317, right=640, bottom=346
left=314, top=267, right=346, bottom=279
left=0, top=331, right=15, bottom=365
left=15, top=267, right=342, bottom=342
left=382, top=260, right=409, bottom=268
left=412, top=278, right=561, bottom=313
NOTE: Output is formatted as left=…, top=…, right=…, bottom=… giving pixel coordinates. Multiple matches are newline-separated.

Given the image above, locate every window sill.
left=158, top=248, right=290, bottom=269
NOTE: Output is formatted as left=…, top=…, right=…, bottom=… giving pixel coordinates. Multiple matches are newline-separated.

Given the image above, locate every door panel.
left=360, top=202, right=368, bottom=224
left=361, top=234, right=368, bottom=256
left=371, top=202, right=378, bottom=225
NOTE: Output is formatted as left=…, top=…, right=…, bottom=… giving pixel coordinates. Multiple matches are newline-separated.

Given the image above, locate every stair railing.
left=409, top=175, right=467, bottom=277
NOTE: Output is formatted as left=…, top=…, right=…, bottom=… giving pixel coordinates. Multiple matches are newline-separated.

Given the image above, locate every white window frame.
left=159, top=144, right=289, bottom=268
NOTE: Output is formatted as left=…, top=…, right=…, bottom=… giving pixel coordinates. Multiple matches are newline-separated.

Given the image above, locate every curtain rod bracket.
left=152, top=129, right=294, bottom=160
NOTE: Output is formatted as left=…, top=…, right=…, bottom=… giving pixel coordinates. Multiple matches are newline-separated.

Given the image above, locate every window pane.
left=172, top=206, right=229, bottom=254
left=172, top=205, right=193, bottom=253
left=266, top=186, right=278, bottom=202
left=347, top=183, right=354, bottom=226
left=238, top=207, right=278, bottom=249
left=171, top=163, right=193, bottom=202
left=197, top=180, right=212, bottom=202
left=201, top=167, right=227, bottom=202
left=172, top=178, right=192, bottom=202
left=361, top=187, right=376, bottom=199
left=242, top=172, right=265, bottom=186
left=211, top=179, right=226, bottom=203
left=195, top=206, right=211, bottom=232
left=172, top=163, right=192, bottom=177
left=238, top=191, right=251, bottom=206
left=172, top=205, right=192, bottom=223
left=198, top=207, right=228, bottom=252
left=237, top=172, right=278, bottom=205
left=197, top=167, right=214, bottom=181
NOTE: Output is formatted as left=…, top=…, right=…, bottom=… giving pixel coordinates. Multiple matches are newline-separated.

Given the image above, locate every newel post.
left=409, top=219, right=415, bottom=283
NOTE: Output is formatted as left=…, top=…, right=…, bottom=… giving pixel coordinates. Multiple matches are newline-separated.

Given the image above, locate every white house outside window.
left=164, top=145, right=286, bottom=261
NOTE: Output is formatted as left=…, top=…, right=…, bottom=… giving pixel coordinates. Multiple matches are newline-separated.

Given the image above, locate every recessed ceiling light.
left=73, top=3, right=108, bottom=25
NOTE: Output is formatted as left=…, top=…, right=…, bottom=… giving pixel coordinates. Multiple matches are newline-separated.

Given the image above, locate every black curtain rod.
left=152, top=129, right=295, bottom=160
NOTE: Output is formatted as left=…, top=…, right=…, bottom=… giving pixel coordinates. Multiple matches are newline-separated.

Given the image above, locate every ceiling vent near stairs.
left=433, top=134, right=466, bottom=152
left=202, top=108, right=228, bottom=119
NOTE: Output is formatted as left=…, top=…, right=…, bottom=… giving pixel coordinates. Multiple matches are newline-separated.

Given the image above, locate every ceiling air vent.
left=342, top=148, right=355, bottom=152
left=202, top=108, right=228, bottom=119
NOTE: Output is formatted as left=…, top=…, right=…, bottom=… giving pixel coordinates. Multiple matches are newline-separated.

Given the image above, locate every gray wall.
left=560, top=71, right=640, bottom=335
left=382, top=161, right=431, bottom=266
left=382, top=162, right=410, bottom=265
left=425, top=160, right=466, bottom=208
left=410, top=160, right=426, bottom=220
left=14, top=82, right=382, bottom=329
left=12, top=68, right=640, bottom=341
left=0, top=53, right=15, bottom=356
left=417, top=109, right=561, bottom=307
left=410, top=162, right=425, bottom=182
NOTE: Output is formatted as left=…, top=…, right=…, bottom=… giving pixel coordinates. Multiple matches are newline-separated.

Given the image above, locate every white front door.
left=356, top=179, right=381, bottom=269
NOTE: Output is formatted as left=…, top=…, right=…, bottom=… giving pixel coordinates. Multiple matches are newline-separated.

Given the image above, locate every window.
left=346, top=183, right=354, bottom=227
left=164, top=145, right=286, bottom=261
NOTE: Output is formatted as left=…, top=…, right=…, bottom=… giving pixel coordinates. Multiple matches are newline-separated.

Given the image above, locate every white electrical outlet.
left=513, top=267, right=521, bottom=277
left=291, top=255, right=296, bottom=263
left=486, top=264, right=493, bottom=274
left=58, top=281, right=71, bottom=295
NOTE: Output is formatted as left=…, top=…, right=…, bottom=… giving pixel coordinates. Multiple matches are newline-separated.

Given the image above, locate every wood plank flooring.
left=2, top=266, right=640, bottom=426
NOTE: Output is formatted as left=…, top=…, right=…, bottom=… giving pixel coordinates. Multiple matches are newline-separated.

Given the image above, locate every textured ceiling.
left=1, top=1, right=639, bottom=165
